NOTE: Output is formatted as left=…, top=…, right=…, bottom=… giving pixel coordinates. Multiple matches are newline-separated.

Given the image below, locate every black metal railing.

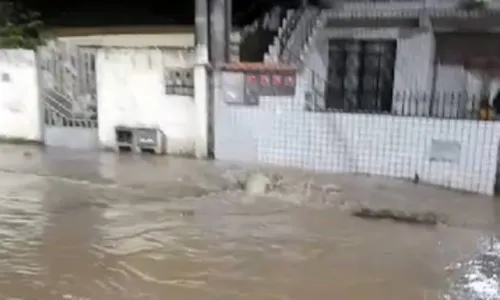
left=306, top=91, right=499, bottom=121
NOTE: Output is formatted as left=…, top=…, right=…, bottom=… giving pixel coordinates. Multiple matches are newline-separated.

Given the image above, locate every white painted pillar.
left=194, top=62, right=209, bottom=158
left=194, top=0, right=210, bottom=158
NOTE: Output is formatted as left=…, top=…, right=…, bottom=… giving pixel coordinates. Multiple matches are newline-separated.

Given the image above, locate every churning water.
left=0, top=144, right=497, bottom=300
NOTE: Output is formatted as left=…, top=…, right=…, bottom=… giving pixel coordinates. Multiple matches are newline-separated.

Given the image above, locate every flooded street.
left=0, top=144, right=498, bottom=300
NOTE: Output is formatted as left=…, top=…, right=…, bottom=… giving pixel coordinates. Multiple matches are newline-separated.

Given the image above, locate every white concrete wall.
left=434, top=65, right=500, bottom=104
left=393, top=30, right=435, bottom=115
left=0, top=50, right=41, bottom=142
left=97, top=48, right=197, bottom=155
left=58, top=33, right=195, bottom=48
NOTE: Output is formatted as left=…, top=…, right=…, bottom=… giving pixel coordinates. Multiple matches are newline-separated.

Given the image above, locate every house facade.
left=297, top=0, right=500, bottom=117
left=212, top=0, right=500, bottom=195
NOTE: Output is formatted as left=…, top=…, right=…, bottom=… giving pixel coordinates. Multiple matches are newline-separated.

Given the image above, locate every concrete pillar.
left=194, top=0, right=210, bottom=158
left=195, top=0, right=231, bottom=158
left=226, top=0, right=232, bottom=50
left=210, top=0, right=230, bottom=63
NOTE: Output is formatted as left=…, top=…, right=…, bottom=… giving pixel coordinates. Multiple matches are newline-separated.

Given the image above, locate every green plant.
left=0, top=1, right=43, bottom=49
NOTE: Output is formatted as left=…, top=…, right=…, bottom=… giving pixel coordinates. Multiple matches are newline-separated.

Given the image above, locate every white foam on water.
left=466, top=238, right=500, bottom=299
left=446, top=237, right=500, bottom=300
left=464, top=266, right=499, bottom=299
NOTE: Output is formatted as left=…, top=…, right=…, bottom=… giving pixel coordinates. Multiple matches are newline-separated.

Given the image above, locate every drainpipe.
left=194, top=0, right=211, bottom=158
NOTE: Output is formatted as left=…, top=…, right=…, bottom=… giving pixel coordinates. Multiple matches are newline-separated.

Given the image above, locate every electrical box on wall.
left=164, top=68, right=194, bottom=96
left=220, top=64, right=297, bottom=106
left=243, top=70, right=296, bottom=105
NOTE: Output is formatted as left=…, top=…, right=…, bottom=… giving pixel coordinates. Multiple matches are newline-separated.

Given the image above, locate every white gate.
left=38, top=41, right=98, bottom=149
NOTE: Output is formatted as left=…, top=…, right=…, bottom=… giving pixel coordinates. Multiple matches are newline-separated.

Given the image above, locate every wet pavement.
left=0, top=144, right=498, bottom=300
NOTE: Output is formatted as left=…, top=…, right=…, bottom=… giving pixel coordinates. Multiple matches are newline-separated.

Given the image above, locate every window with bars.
left=325, top=39, right=396, bottom=112
left=164, top=68, right=194, bottom=96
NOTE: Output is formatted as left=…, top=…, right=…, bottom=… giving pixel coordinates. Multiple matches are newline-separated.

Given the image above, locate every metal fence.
left=38, top=41, right=98, bottom=127
left=305, top=91, right=498, bottom=120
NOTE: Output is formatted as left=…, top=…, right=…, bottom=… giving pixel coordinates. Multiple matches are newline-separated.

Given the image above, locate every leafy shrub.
left=0, top=1, right=43, bottom=49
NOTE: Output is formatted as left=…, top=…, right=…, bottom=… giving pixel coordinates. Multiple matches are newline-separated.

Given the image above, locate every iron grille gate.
left=38, top=41, right=99, bottom=149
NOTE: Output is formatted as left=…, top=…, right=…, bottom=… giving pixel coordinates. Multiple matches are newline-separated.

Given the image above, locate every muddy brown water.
left=0, top=144, right=498, bottom=300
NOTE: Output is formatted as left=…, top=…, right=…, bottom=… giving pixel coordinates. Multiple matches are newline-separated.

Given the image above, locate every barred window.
left=164, top=68, right=194, bottom=96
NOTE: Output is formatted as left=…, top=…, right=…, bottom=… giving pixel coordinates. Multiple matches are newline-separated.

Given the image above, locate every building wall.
left=214, top=26, right=500, bottom=195
left=306, top=26, right=494, bottom=117
left=57, top=34, right=195, bottom=48
left=322, top=0, right=500, bottom=11
left=0, top=46, right=198, bottom=154
left=48, top=26, right=195, bottom=48
left=51, top=28, right=242, bottom=62
left=214, top=72, right=500, bottom=195
left=307, top=27, right=436, bottom=112
left=96, top=48, right=197, bottom=155
left=434, top=33, right=500, bottom=107
left=0, top=50, right=42, bottom=142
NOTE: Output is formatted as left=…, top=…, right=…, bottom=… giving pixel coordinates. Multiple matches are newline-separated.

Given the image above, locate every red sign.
left=247, top=74, right=257, bottom=84
left=260, top=74, right=270, bottom=86
left=272, top=75, right=282, bottom=86
left=284, top=76, right=294, bottom=86
left=244, top=71, right=296, bottom=98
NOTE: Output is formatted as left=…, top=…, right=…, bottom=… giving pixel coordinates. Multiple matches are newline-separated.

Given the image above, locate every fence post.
left=34, top=48, right=45, bottom=143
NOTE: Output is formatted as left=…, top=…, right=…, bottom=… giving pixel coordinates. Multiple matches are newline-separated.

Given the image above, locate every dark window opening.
left=325, top=39, right=396, bottom=113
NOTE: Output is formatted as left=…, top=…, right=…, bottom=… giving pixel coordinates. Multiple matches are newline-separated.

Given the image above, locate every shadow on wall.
left=495, top=142, right=500, bottom=196
left=240, top=28, right=276, bottom=62
left=239, top=7, right=286, bottom=62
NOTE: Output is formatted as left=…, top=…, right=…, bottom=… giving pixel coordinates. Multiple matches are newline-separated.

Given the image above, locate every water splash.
left=445, top=236, right=500, bottom=300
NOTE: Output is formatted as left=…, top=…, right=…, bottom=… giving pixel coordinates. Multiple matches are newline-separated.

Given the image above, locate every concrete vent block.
left=133, top=127, right=166, bottom=155
left=115, top=126, right=134, bottom=152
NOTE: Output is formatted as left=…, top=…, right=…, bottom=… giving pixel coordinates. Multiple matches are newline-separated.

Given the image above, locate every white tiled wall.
left=215, top=90, right=500, bottom=195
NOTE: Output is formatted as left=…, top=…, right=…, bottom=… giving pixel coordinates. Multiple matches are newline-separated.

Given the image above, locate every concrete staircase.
left=230, top=8, right=290, bottom=63
left=262, top=9, right=298, bottom=62
left=264, top=7, right=322, bottom=65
